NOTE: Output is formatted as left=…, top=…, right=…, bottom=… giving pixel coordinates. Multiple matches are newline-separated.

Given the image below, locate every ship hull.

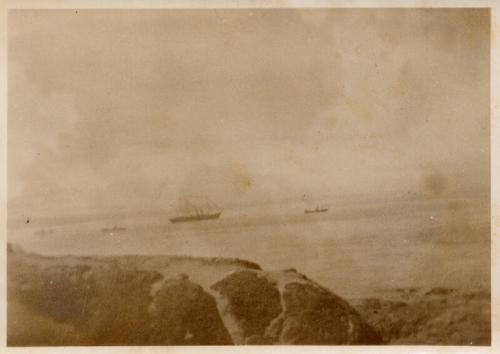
left=304, top=209, right=328, bottom=214
left=169, top=212, right=222, bottom=224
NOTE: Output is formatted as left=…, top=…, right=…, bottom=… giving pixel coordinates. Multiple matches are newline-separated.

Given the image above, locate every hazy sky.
left=8, top=9, right=489, bottom=217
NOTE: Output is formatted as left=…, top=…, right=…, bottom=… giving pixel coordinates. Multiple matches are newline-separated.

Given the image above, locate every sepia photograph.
left=4, top=4, right=493, bottom=348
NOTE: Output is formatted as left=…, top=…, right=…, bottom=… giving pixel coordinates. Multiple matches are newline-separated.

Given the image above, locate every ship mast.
left=177, top=195, right=221, bottom=216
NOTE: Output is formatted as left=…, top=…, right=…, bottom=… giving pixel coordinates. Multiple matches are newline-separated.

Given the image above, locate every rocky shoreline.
left=7, top=244, right=490, bottom=346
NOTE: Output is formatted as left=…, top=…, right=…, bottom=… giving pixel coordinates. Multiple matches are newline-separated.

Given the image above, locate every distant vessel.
left=304, top=206, right=329, bottom=214
left=101, top=225, right=127, bottom=234
left=169, top=197, right=222, bottom=223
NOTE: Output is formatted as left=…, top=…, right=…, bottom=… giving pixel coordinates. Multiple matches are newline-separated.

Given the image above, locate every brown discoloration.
left=230, top=164, right=254, bottom=193
left=422, top=170, right=447, bottom=197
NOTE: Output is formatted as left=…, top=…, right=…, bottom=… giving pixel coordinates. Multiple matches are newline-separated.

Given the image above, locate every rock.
left=211, top=270, right=282, bottom=344
left=149, top=277, right=232, bottom=345
left=267, top=282, right=382, bottom=344
left=211, top=270, right=382, bottom=345
left=8, top=254, right=230, bottom=345
left=8, top=252, right=381, bottom=346
left=354, top=288, right=491, bottom=345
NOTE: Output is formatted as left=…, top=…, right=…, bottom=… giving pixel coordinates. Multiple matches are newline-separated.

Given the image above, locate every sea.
left=8, top=194, right=490, bottom=299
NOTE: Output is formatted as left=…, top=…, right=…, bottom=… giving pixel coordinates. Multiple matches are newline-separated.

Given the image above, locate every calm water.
left=8, top=196, right=490, bottom=298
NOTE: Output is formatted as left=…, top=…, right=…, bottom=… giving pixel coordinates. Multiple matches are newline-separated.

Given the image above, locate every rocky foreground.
left=7, top=244, right=490, bottom=346
left=353, top=287, right=490, bottom=345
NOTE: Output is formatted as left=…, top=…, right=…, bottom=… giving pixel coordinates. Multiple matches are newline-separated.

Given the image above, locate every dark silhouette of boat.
left=169, top=197, right=222, bottom=223
left=304, top=206, right=329, bottom=214
left=169, top=211, right=222, bottom=223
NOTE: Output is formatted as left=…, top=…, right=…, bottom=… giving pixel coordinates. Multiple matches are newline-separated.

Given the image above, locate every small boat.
left=101, top=225, right=127, bottom=234
left=169, top=196, right=222, bottom=224
left=304, top=206, right=329, bottom=214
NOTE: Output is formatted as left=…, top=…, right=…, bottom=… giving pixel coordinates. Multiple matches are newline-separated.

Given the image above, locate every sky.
left=8, top=9, right=490, bottom=218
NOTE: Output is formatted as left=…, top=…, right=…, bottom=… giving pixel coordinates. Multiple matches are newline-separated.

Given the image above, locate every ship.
left=304, top=206, right=329, bottom=214
left=169, top=196, right=222, bottom=223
